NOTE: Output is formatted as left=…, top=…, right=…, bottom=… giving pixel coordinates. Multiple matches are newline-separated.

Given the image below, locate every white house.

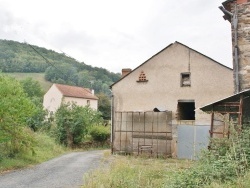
left=43, top=83, right=98, bottom=113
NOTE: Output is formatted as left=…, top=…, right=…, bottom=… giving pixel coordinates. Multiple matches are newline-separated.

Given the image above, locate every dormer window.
left=137, top=71, right=148, bottom=82
left=181, top=72, right=191, bottom=87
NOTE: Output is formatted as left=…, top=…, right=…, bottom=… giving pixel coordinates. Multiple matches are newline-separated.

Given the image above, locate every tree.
left=45, top=63, right=78, bottom=85
left=96, top=93, right=111, bottom=120
left=20, top=77, right=44, bottom=98
left=0, top=75, right=36, bottom=155
left=20, top=77, right=49, bottom=131
left=54, top=103, right=103, bottom=147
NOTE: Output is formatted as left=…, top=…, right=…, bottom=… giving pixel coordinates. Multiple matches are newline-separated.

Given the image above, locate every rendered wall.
left=112, top=42, right=234, bottom=125
left=111, top=42, right=234, bottom=157
left=43, top=84, right=63, bottom=113
left=63, top=97, right=98, bottom=110
left=43, top=84, right=98, bottom=113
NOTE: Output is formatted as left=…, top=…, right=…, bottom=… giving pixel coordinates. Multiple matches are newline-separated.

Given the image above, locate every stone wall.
left=229, top=1, right=250, bottom=92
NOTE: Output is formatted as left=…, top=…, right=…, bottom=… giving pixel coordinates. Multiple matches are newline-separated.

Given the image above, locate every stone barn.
left=110, top=41, right=234, bottom=159
left=199, top=0, right=250, bottom=137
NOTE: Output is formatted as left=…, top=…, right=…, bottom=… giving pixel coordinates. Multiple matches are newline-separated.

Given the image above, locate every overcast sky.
left=0, top=0, right=232, bottom=73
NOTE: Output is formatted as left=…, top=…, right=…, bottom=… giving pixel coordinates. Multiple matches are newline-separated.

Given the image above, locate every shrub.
left=0, top=75, right=37, bottom=156
left=54, top=103, right=103, bottom=147
left=167, top=127, right=250, bottom=188
left=89, top=125, right=110, bottom=142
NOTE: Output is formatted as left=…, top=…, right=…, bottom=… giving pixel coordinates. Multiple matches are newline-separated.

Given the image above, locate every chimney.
left=121, top=68, right=132, bottom=78
left=221, top=0, right=250, bottom=93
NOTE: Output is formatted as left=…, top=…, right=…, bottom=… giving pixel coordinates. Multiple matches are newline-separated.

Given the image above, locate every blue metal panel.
left=195, top=126, right=210, bottom=159
left=177, top=125, right=210, bottom=160
left=177, top=125, right=194, bottom=159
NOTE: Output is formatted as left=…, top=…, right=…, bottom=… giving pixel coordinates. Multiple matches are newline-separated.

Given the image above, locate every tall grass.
left=82, top=127, right=250, bottom=188
left=167, top=127, right=250, bottom=188
left=82, top=154, right=193, bottom=188
left=0, top=132, right=66, bottom=173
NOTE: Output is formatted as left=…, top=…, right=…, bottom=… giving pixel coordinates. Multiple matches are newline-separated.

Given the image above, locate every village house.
left=110, top=41, right=234, bottom=159
left=43, top=83, right=98, bottom=113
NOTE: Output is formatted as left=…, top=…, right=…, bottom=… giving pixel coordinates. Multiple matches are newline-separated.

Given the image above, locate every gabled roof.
left=110, top=41, right=232, bottom=88
left=54, top=84, right=98, bottom=100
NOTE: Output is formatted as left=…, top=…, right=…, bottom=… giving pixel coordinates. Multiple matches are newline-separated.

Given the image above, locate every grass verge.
left=82, top=153, right=194, bottom=188
left=0, top=132, right=66, bottom=174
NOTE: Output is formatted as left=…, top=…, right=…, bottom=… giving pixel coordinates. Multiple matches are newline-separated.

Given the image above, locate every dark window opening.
left=177, top=101, right=195, bottom=120
left=181, top=72, right=191, bottom=87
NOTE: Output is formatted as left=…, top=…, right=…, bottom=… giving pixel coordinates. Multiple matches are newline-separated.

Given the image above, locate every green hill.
left=0, top=39, right=121, bottom=94
left=3, top=72, right=52, bottom=92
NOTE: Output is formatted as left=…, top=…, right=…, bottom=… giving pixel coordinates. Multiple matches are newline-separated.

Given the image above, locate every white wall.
left=112, top=42, right=234, bottom=125
left=43, top=84, right=63, bottom=113
left=63, top=97, right=98, bottom=110
left=43, top=84, right=98, bottom=113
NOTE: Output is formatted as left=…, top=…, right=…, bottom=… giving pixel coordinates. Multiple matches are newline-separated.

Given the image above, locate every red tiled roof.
left=55, top=84, right=98, bottom=100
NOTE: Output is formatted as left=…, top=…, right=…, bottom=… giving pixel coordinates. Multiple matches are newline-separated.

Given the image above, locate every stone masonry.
left=224, top=1, right=250, bottom=92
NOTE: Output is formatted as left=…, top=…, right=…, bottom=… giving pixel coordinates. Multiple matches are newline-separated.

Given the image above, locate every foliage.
left=20, top=77, right=50, bottom=131
left=89, top=125, right=110, bottom=142
left=167, top=127, right=250, bottom=188
left=54, top=103, right=103, bottom=147
left=83, top=154, right=192, bottom=188
left=26, top=98, right=52, bottom=132
left=45, top=66, right=119, bottom=95
left=0, top=132, right=66, bottom=173
left=4, top=72, right=52, bottom=92
left=45, top=63, right=78, bottom=85
left=0, top=39, right=77, bottom=73
left=20, top=77, right=44, bottom=98
left=0, top=39, right=121, bottom=95
left=0, top=74, right=37, bottom=156
left=96, top=93, right=111, bottom=120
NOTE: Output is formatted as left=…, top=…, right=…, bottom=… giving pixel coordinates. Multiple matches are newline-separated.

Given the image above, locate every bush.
left=0, top=75, right=37, bottom=156
left=167, top=127, right=250, bottom=188
left=54, top=103, right=103, bottom=147
left=89, top=125, right=110, bottom=142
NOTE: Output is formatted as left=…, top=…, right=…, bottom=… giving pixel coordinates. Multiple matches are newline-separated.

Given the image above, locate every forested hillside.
left=0, top=39, right=121, bottom=94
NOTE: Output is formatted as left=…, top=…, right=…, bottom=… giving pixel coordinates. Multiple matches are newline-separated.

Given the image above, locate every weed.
left=82, top=155, right=193, bottom=188
left=167, top=127, right=250, bottom=188
left=0, top=132, right=66, bottom=173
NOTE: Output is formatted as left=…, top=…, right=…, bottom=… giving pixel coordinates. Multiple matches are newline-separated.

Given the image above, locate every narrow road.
left=0, top=150, right=105, bottom=188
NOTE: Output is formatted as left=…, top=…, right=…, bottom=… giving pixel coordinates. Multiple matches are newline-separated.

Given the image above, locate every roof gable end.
left=110, top=41, right=232, bottom=88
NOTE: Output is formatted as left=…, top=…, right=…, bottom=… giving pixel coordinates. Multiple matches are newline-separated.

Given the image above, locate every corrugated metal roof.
left=55, top=84, right=98, bottom=100
left=198, top=89, right=250, bottom=112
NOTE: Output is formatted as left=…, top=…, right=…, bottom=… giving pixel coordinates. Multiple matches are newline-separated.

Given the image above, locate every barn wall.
left=111, top=42, right=234, bottom=157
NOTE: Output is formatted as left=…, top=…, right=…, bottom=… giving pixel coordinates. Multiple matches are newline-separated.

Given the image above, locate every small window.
left=181, top=73, right=191, bottom=87
left=177, top=100, right=195, bottom=120
left=87, top=100, right=90, bottom=106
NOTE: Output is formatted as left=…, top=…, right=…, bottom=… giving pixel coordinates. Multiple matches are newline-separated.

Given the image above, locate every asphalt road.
left=0, top=150, right=105, bottom=188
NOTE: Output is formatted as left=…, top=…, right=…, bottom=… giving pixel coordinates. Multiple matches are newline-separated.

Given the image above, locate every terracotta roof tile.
left=55, top=84, right=98, bottom=100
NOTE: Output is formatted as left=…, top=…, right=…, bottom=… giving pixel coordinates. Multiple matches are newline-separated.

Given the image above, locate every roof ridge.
left=110, top=41, right=232, bottom=88
left=54, top=83, right=98, bottom=100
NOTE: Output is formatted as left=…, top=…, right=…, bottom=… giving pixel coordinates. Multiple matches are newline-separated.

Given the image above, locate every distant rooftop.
left=55, top=84, right=98, bottom=100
